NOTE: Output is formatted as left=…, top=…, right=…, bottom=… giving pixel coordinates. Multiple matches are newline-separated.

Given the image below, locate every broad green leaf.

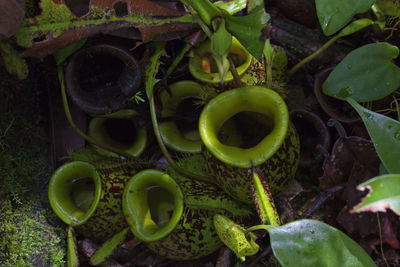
left=347, top=98, right=400, bottom=173
left=214, top=0, right=247, bottom=14
left=53, top=39, right=87, bottom=65
left=323, top=43, right=400, bottom=102
left=315, top=0, right=375, bottom=36
left=352, top=174, right=400, bottom=215
left=265, top=219, right=375, bottom=267
left=180, top=0, right=221, bottom=25
left=67, top=226, right=79, bottom=267
left=90, top=228, right=129, bottom=265
left=211, top=19, right=232, bottom=57
left=336, top=18, right=375, bottom=38
left=224, top=5, right=269, bottom=60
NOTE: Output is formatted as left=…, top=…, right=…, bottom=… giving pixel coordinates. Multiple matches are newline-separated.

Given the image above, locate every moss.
left=15, top=0, right=193, bottom=48
left=0, top=68, right=66, bottom=266
left=0, top=199, right=66, bottom=267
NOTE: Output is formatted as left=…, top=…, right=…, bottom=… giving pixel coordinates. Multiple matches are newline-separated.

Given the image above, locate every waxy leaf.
left=214, top=0, right=247, bottom=15
left=265, top=220, right=375, bottom=267
left=323, top=43, right=400, bottom=102
left=67, top=226, right=79, bottom=267
left=352, top=174, right=400, bottom=215
left=315, top=0, right=375, bottom=36
left=336, top=18, right=375, bottom=38
left=90, top=228, right=129, bottom=265
left=53, top=39, right=87, bottom=65
left=224, top=5, right=269, bottom=60
left=347, top=98, right=400, bottom=174
left=211, top=19, right=231, bottom=58
left=251, top=167, right=280, bottom=225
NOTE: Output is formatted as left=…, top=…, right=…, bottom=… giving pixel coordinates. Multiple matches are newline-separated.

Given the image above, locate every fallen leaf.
left=16, top=0, right=196, bottom=58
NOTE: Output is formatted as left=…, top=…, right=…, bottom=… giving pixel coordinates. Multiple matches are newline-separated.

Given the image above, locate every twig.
left=228, top=55, right=244, bottom=88
left=301, top=184, right=344, bottom=219
left=377, top=213, right=390, bottom=267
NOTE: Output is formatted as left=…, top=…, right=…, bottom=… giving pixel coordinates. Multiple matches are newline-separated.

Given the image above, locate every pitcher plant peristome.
left=199, top=86, right=300, bottom=203
left=123, top=169, right=254, bottom=260
left=87, top=109, right=147, bottom=157
left=48, top=160, right=143, bottom=242
left=159, top=81, right=215, bottom=154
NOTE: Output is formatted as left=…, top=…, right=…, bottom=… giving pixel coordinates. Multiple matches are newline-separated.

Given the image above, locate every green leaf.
left=251, top=167, right=280, bottom=225
left=53, top=39, right=87, bottom=65
left=323, top=43, right=400, bottom=102
left=336, top=18, right=375, bottom=38
left=315, top=0, right=375, bottom=36
left=67, top=226, right=79, bottom=267
left=352, top=174, right=400, bottom=216
left=265, top=219, right=376, bottom=267
left=347, top=98, right=400, bottom=173
left=224, top=5, right=269, bottom=60
left=214, top=0, right=247, bottom=15
left=90, top=228, right=129, bottom=265
left=211, top=19, right=232, bottom=58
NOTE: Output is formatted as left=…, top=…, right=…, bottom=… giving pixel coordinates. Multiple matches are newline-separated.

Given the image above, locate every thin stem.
left=266, top=60, right=273, bottom=89
left=245, top=224, right=270, bottom=233
left=371, top=4, right=386, bottom=21
left=58, top=66, right=133, bottom=159
left=288, top=35, right=339, bottom=77
left=228, top=55, right=244, bottom=88
left=149, top=95, right=215, bottom=184
left=376, top=213, right=390, bottom=267
left=162, top=42, right=192, bottom=84
left=394, top=95, right=400, bottom=121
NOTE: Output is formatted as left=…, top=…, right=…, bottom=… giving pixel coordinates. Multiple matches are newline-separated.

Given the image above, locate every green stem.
left=149, top=95, right=214, bottom=184
left=228, top=55, right=244, bottom=87
left=371, top=4, right=386, bottom=21
left=162, top=41, right=193, bottom=84
left=246, top=224, right=271, bottom=233
left=288, top=35, right=339, bottom=76
left=394, top=96, right=400, bottom=121
left=58, top=66, right=133, bottom=159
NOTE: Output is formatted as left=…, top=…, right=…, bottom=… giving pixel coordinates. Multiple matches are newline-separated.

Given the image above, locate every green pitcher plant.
left=122, top=169, right=254, bottom=260
left=199, top=86, right=300, bottom=203
left=48, top=159, right=145, bottom=243
left=189, top=37, right=267, bottom=87
left=87, top=109, right=148, bottom=157
left=158, top=81, right=215, bottom=154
